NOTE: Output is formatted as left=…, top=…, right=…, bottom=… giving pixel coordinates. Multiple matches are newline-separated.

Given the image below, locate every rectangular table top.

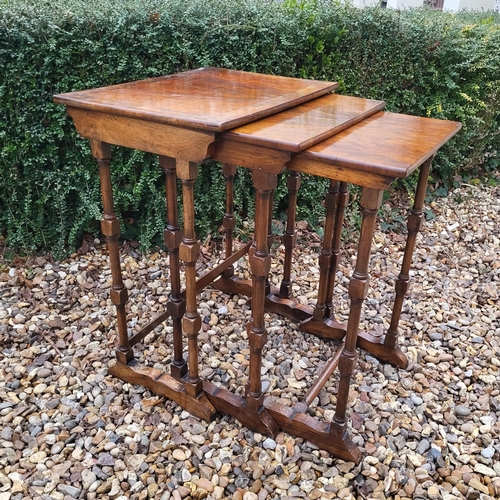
left=223, top=94, right=385, bottom=152
left=292, top=111, right=462, bottom=179
left=53, top=67, right=337, bottom=132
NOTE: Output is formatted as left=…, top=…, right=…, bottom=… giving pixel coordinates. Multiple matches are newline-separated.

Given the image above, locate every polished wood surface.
left=293, top=111, right=462, bottom=180
left=223, top=94, right=385, bottom=151
left=54, top=67, right=337, bottom=131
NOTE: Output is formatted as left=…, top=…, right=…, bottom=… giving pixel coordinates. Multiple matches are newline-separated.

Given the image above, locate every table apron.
left=211, top=139, right=290, bottom=174
left=289, top=156, right=395, bottom=189
left=67, top=107, right=215, bottom=163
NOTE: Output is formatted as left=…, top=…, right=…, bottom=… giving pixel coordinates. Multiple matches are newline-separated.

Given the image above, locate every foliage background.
left=1, top=0, right=499, bottom=257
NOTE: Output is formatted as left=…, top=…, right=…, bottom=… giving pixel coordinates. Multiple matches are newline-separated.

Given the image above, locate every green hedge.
left=1, top=0, right=499, bottom=257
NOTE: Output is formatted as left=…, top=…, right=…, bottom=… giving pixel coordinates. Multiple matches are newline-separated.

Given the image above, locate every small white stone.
left=29, top=451, right=47, bottom=464
left=262, top=438, right=276, bottom=450
left=172, top=449, right=187, bottom=461
left=474, top=463, right=496, bottom=477
left=81, top=470, right=97, bottom=490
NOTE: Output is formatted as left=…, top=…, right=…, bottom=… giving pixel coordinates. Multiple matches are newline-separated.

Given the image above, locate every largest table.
left=54, top=68, right=460, bottom=462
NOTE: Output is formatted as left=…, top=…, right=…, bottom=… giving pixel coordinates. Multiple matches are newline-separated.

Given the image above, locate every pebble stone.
left=0, top=181, right=499, bottom=500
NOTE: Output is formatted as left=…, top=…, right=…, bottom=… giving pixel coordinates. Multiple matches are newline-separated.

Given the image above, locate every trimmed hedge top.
left=1, top=0, right=499, bottom=256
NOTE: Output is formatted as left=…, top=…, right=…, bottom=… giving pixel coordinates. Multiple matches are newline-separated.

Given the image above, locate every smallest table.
left=209, top=109, right=461, bottom=461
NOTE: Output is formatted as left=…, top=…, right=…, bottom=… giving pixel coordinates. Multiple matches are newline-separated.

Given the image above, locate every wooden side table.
left=290, top=111, right=462, bottom=368
left=54, top=68, right=337, bottom=419
left=55, top=69, right=460, bottom=462
left=208, top=107, right=460, bottom=461
left=54, top=67, right=337, bottom=424
left=215, top=110, right=460, bottom=460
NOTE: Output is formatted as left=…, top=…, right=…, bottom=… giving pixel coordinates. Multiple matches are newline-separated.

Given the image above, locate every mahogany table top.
left=222, top=94, right=385, bottom=152
left=53, top=67, right=337, bottom=132
left=292, top=111, right=462, bottom=179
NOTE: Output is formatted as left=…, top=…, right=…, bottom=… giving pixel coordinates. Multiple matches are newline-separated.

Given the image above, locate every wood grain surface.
left=222, top=94, right=385, bottom=152
left=54, top=67, right=337, bottom=131
left=292, top=111, right=462, bottom=179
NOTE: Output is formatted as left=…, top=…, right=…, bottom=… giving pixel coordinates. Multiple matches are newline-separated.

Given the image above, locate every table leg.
left=204, top=169, right=279, bottom=436
left=246, top=170, right=275, bottom=410
left=211, top=164, right=255, bottom=298
left=314, top=180, right=340, bottom=320
left=222, top=163, right=237, bottom=279
left=348, top=160, right=432, bottom=369
left=265, top=187, right=381, bottom=463
left=279, top=171, right=301, bottom=299
left=258, top=171, right=313, bottom=322
left=91, top=140, right=133, bottom=364
left=325, top=181, right=349, bottom=318
left=215, top=170, right=307, bottom=321
left=299, top=181, right=346, bottom=338
left=331, top=188, right=382, bottom=437
left=160, top=156, right=187, bottom=380
left=264, top=189, right=275, bottom=297
left=107, top=155, right=215, bottom=421
left=385, top=158, right=432, bottom=349
left=177, top=160, right=204, bottom=397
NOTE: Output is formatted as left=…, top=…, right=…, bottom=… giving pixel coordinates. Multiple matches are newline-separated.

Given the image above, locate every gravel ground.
left=1, top=181, right=499, bottom=500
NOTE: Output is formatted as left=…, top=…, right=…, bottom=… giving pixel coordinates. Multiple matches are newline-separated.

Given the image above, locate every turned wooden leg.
left=160, top=156, right=187, bottom=380
left=177, top=160, right=203, bottom=397
left=298, top=181, right=346, bottom=341
left=246, top=170, right=277, bottom=413
left=110, top=159, right=215, bottom=421
left=385, top=157, right=432, bottom=348
left=91, top=140, right=133, bottom=364
left=326, top=181, right=349, bottom=318
left=313, top=180, right=340, bottom=320
left=332, top=188, right=383, bottom=431
left=222, top=163, right=237, bottom=279
left=279, top=171, right=301, bottom=298
left=264, top=189, right=275, bottom=297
